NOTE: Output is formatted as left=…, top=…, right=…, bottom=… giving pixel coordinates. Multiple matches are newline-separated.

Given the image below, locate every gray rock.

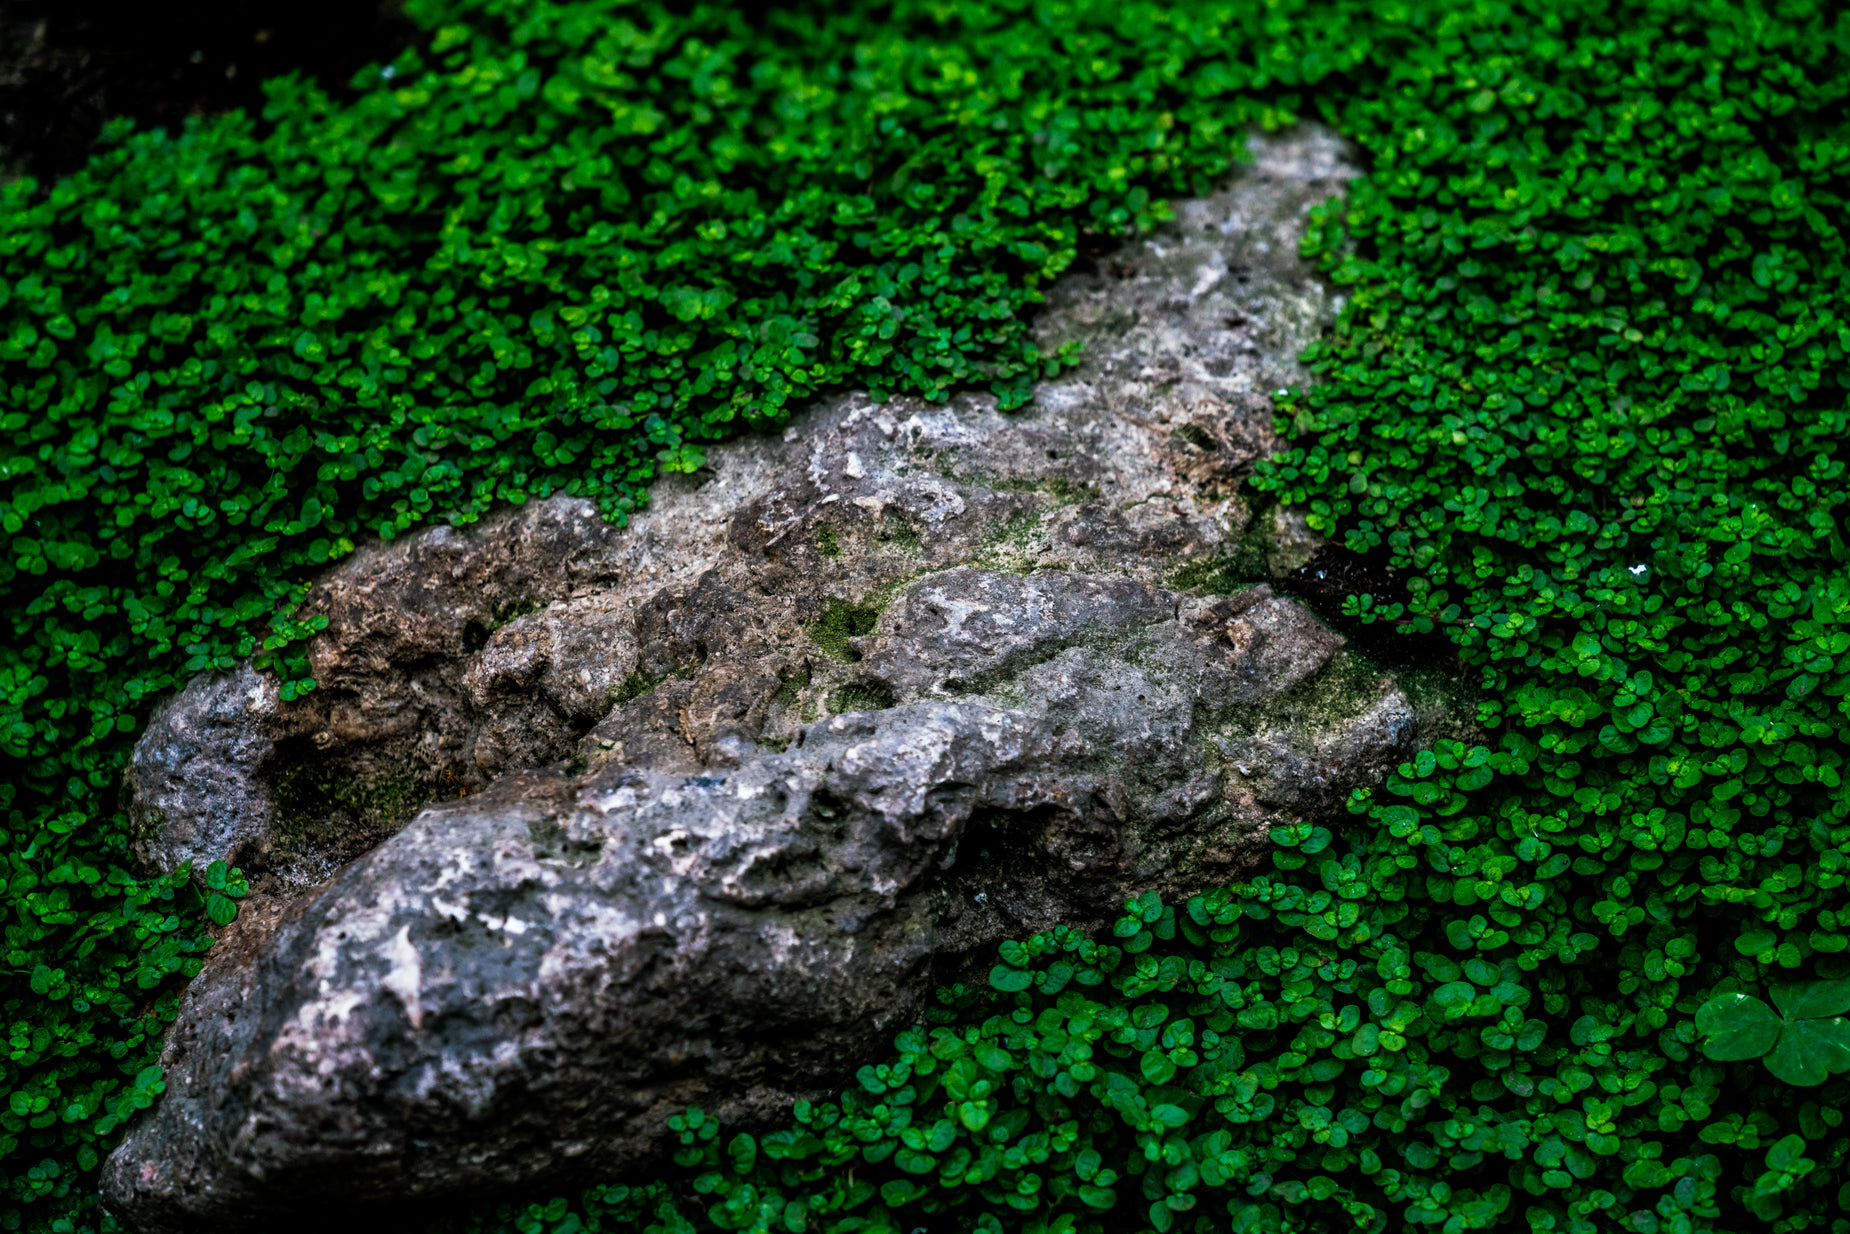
left=103, top=126, right=1465, bottom=1231
left=127, top=665, right=277, bottom=877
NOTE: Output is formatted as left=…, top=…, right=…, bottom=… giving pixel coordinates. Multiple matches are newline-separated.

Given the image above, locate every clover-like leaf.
left=1765, top=1017, right=1850, bottom=1087
left=1432, top=981, right=1477, bottom=1012
left=1766, top=1134, right=1810, bottom=1173
left=1695, top=993, right=1782, bottom=1061
left=1770, top=978, right=1850, bottom=1020
left=1701, top=984, right=1850, bottom=1085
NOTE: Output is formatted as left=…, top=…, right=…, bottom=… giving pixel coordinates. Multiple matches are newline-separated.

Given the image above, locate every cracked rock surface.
left=103, top=127, right=1460, bottom=1231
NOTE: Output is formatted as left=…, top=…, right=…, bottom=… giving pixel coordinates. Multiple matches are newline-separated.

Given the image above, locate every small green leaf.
left=1736, top=930, right=1779, bottom=957
left=727, top=1132, right=757, bottom=1175
left=1766, top=1134, right=1808, bottom=1172
left=989, top=965, right=1034, bottom=993
left=1432, top=981, right=1476, bottom=1011
left=881, top=1180, right=928, bottom=1207
left=894, top=1148, right=935, bottom=1175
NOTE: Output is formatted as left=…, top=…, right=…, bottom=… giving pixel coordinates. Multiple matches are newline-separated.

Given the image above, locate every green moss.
left=464, top=598, right=546, bottom=650
left=986, top=475, right=1096, bottom=504
left=806, top=599, right=884, bottom=662
left=1165, top=554, right=1253, bottom=595
left=272, top=763, right=426, bottom=830
left=829, top=682, right=897, bottom=714
left=494, top=597, right=545, bottom=626
left=1041, top=476, right=1095, bottom=504
left=814, top=523, right=843, bottom=558
left=771, top=661, right=812, bottom=712
left=975, top=506, right=1047, bottom=573
left=612, top=667, right=673, bottom=707
left=878, top=509, right=922, bottom=552
left=265, top=761, right=431, bottom=874
left=997, top=508, right=1041, bottom=545
left=1, top=0, right=1283, bottom=1200
left=772, top=676, right=805, bottom=712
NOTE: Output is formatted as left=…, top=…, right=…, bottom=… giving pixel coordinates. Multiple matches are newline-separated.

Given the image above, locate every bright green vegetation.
left=2, top=0, right=1848, bottom=1232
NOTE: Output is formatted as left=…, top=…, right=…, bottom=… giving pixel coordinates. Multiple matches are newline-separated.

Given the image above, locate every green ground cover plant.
left=3, top=0, right=1850, bottom=1231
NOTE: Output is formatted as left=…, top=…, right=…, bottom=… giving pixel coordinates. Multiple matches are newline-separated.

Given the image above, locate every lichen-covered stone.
left=127, top=665, right=278, bottom=878
left=103, top=127, right=1462, bottom=1231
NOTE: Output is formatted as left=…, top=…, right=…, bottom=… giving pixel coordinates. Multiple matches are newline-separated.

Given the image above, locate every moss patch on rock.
left=807, top=599, right=885, bottom=662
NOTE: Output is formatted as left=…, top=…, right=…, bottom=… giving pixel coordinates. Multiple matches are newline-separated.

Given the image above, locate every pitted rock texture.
left=104, top=127, right=1458, bottom=1231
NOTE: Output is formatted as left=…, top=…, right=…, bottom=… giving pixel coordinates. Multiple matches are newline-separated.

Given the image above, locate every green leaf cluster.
left=442, top=885, right=1786, bottom=1234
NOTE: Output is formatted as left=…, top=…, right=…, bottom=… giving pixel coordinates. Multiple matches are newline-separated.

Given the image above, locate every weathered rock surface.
left=104, top=127, right=1461, bottom=1231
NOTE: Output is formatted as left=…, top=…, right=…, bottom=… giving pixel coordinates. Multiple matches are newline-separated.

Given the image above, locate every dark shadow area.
left=0, top=0, right=415, bottom=180
left=1275, top=542, right=1457, bottom=673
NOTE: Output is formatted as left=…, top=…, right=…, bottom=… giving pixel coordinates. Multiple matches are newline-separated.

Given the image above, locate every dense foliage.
left=3, top=0, right=1849, bottom=1232
left=0, top=0, right=1299, bottom=1226
left=448, top=2, right=1850, bottom=1234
